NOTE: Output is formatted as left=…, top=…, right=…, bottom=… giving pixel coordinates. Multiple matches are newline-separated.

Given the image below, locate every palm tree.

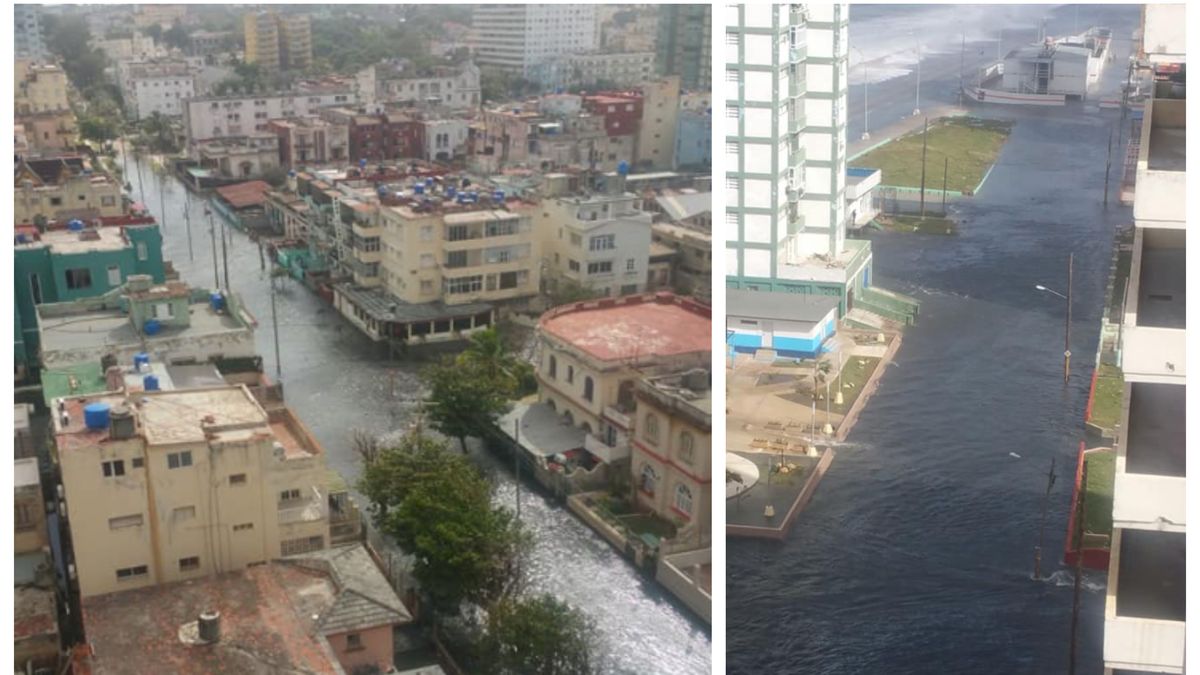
left=459, top=327, right=520, bottom=394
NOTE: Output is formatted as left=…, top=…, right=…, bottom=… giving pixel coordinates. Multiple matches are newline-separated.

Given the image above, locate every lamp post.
left=1035, top=252, right=1074, bottom=384
left=914, top=41, right=922, bottom=116
left=852, top=46, right=870, bottom=140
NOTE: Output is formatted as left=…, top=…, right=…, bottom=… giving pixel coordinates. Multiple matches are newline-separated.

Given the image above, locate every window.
left=281, top=535, right=325, bottom=556
left=107, top=265, right=122, bottom=287
left=626, top=258, right=636, bottom=271
left=419, top=253, right=435, bottom=269
left=131, top=457, right=144, bottom=468
left=568, top=259, right=581, bottom=272
left=640, top=464, right=659, bottom=496
left=116, top=565, right=148, bottom=581
left=346, top=633, right=364, bottom=651
left=446, top=250, right=468, bottom=268
left=420, top=280, right=434, bottom=293
left=167, top=451, right=193, bottom=469
left=50, top=196, right=63, bottom=206
left=179, top=556, right=200, bottom=572
left=548, top=355, right=557, bottom=378
left=229, top=474, right=247, bottom=485
left=679, top=432, right=695, bottom=462
left=280, top=488, right=302, bottom=503
left=620, top=284, right=639, bottom=295
left=445, top=275, right=483, bottom=294
left=174, top=506, right=196, bottom=520
left=587, top=261, right=613, bottom=275
left=420, top=225, right=434, bottom=241
left=137, top=242, right=149, bottom=261
left=447, top=224, right=470, bottom=241
left=101, top=195, right=116, bottom=207
left=589, top=234, right=615, bottom=251
left=644, top=414, right=659, bottom=443
left=66, top=268, right=93, bottom=290
left=583, top=376, right=594, bottom=402
left=101, top=460, right=126, bottom=477
left=109, top=514, right=144, bottom=530
left=566, top=366, right=574, bottom=384
left=674, top=484, right=693, bottom=517
left=233, top=523, right=254, bottom=532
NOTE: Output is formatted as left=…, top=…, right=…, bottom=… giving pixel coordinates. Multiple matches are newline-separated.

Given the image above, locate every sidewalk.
left=849, top=103, right=970, bottom=160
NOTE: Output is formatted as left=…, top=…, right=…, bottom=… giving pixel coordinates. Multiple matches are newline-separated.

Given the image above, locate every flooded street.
left=729, top=5, right=1140, bottom=674
left=124, top=149, right=710, bottom=674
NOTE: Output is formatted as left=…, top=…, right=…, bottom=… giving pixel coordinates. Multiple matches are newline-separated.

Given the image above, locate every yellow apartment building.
left=55, top=385, right=332, bottom=598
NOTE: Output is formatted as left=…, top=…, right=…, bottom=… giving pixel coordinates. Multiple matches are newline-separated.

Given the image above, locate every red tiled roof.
left=215, top=181, right=272, bottom=209
left=540, top=292, right=711, bottom=363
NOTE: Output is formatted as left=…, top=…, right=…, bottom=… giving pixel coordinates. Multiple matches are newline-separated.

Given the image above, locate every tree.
left=459, top=327, right=526, bottom=396
left=44, top=15, right=108, bottom=88
left=482, top=595, right=595, bottom=675
left=142, top=24, right=164, bottom=43
left=79, top=115, right=120, bottom=144
left=422, top=358, right=508, bottom=453
left=358, top=433, right=526, bottom=614
left=163, top=21, right=191, bottom=51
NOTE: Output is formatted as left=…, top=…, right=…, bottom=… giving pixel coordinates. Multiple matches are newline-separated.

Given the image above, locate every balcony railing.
left=584, top=433, right=631, bottom=464
left=603, top=405, right=632, bottom=430
left=278, top=494, right=327, bottom=525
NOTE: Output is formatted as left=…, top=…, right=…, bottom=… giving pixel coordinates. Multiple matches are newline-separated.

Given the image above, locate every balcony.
left=278, top=489, right=327, bottom=525
left=584, top=433, right=631, bottom=464
left=1113, top=382, right=1185, bottom=532
left=1132, top=97, right=1185, bottom=228
left=1121, top=227, right=1185, bottom=384
left=1104, top=529, right=1185, bottom=673
left=602, top=405, right=633, bottom=430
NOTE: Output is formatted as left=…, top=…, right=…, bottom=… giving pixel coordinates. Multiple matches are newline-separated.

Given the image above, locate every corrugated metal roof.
left=215, top=181, right=272, bottom=209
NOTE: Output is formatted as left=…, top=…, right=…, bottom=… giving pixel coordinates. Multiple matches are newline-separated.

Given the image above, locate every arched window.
left=640, top=464, right=659, bottom=496
left=674, top=484, right=693, bottom=517
left=563, top=410, right=574, bottom=426
left=548, top=355, right=557, bottom=378
left=644, top=414, right=659, bottom=443
left=679, top=432, right=694, bottom=462
left=545, top=398, right=556, bottom=411
left=566, top=365, right=574, bottom=384
left=583, top=376, right=594, bottom=402
left=581, top=422, right=592, bottom=435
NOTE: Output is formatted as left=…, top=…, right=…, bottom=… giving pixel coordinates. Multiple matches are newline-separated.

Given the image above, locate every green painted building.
left=14, top=224, right=165, bottom=377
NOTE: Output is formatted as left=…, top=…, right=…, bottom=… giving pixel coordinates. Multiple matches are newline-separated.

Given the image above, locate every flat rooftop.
left=16, top=227, right=129, bottom=254
left=540, top=293, right=711, bottom=363
left=15, top=585, right=57, bottom=642
left=1147, top=126, right=1185, bottom=172
left=1115, top=529, right=1185, bottom=621
left=15, top=457, right=40, bottom=488
left=499, top=402, right=586, bottom=458
left=138, top=386, right=269, bottom=446
left=726, top=289, right=840, bottom=324
left=1125, top=383, right=1185, bottom=476
left=39, top=303, right=246, bottom=355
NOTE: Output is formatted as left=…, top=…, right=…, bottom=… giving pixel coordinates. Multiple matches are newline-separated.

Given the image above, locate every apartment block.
left=320, top=108, right=425, bottom=163
left=132, top=4, right=186, bottom=29
left=632, top=369, right=712, bottom=534
left=530, top=51, right=657, bottom=90
left=183, top=91, right=356, bottom=146
left=276, top=14, right=313, bottom=71
left=372, top=61, right=482, bottom=110
left=91, top=33, right=163, bottom=62
left=268, top=117, right=350, bottom=168
left=15, top=156, right=126, bottom=225
left=472, top=4, right=597, bottom=77
left=539, top=179, right=654, bottom=298
left=116, top=59, right=196, bottom=120
left=15, top=457, right=60, bottom=674
left=15, top=4, right=48, bottom=62
left=636, top=76, right=682, bottom=170
left=244, top=11, right=314, bottom=71
left=17, top=111, right=80, bottom=155
left=15, top=62, right=69, bottom=115
left=475, top=102, right=635, bottom=173
left=657, top=5, right=712, bottom=91
left=1103, top=8, right=1186, bottom=673
left=726, top=4, right=873, bottom=317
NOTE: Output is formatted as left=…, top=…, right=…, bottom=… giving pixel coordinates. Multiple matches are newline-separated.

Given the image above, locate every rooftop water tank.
left=67, top=219, right=85, bottom=232
left=414, top=183, right=425, bottom=195
left=425, top=177, right=434, bottom=187
left=457, top=193, right=469, bottom=204
left=133, top=352, right=150, bottom=372
left=210, top=292, right=225, bottom=312
left=617, top=160, right=629, bottom=176
left=84, top=402, right=111, bottom=430
left=143, top=318, right=161, bottom=336
left=143, top=374, right=160, bottom=391
left=16, top=234, right=28, bottom=244
left=493, top=190, right=505, bottom=202
left=446, top=186, right=457, bottom=198
left=359, top=158, right=368, bottom=168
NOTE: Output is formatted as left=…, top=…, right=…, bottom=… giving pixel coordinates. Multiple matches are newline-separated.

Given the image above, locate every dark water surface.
left=728, top=5, right=1138, bottom=673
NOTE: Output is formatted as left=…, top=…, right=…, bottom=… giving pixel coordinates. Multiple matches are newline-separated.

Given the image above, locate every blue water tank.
left=84, top=402, right=111, bottom=430
left=67, top=219, right=85, bottom=232
left=457, top=193, right=469, bottom=204
left=134, top=352, right=150, bottom=371
left=467, top=191, right=478, bottom=202
left=143, top=375, right=160, bottom=391
left=617, top=161, right=630, bottom=176
left=210, top=292, right=225, bottom=312
left=377, top=185, right=388, bottom=196
left=143, top=319, right=161, bottom=336
left=414, top=184, right=425, bottom=195
left=16, top=234, right=28, bottom=244
left=359, top=158, right=368, bottom=168
left=425, top=177, right=434, bottom=187
left=446, top=186, right=457, bottom=198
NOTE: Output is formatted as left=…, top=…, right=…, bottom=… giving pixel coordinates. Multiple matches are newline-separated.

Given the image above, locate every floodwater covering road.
left=728, top=5, right=1141, bottom=674
left=123, top=152, right=710, bottom=674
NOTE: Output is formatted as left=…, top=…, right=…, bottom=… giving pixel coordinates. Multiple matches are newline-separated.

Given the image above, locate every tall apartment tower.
left=1102, top=5, right=1186, bottom=674
left=244, top=11, right=311, bottom=71
left=725, top=4, right=871, bottom=315
left=656, top=5, right=712, bottom=91
left=15, top=5, right=48, bottom=63
left=471, top=5, right=596, bottom=78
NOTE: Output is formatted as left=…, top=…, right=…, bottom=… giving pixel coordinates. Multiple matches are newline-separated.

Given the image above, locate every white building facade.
left=118, top=61, right=196, bottom=120
left=472, top=5, right=597, bottom=77
left=183, top=91, right=356, bottom=146
left=725, top=3, right=871, bottom=317
left=540, top=190, right=653, bottom=298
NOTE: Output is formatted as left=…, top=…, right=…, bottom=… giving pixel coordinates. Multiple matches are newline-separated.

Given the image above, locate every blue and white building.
left=726, top=289, right=839, bottom=359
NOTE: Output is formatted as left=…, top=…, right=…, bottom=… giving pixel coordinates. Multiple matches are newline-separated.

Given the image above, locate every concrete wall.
left=328, top=625, right=394, bottom=673
left=656, top=548, right=711, bottom=623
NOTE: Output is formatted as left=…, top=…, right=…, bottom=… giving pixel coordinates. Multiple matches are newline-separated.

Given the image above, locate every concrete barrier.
left=656, top=549, right=712, bottom=624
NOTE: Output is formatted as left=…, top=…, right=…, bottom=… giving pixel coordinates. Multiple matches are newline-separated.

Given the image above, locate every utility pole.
left=1068, top=460, right=1088, bottom=675
left=941, top=157, right=949, bottom=215
left=919, top=117, right=929, bottom=217
left=158, top=172, right=166, bottom=230
left=914, top=42, right=921, bottom=115
left=513, top=420, right=522, bottom=525
left=220, top=210, right=230, bottom=291
left=206, top=207, right=219, bottom=290
left=863, top=58, right=870, bottom=140
left=1065, top=253, right=1073, bottom=384
left=997, top=29, right=1002, bottom=62
left=958, top=33, right=966, bottom=105
left=1103, top=126, right=1114, bottom=206
left=270, top=267, right=282, bottom=379
left=183, top=190, right=194, bottom=262
left=135, top=152, right=146, bottom=208
left=1033, top=456, right=1057, bottom=579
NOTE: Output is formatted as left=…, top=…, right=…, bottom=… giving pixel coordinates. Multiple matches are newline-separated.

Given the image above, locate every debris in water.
left=1009, top=452, right=1022, bottom=459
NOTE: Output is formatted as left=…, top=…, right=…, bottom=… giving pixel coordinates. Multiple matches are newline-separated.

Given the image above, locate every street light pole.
left=914, top=42, right=921, bottom=116
left=1065, top=252, right=1073, bottom=384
